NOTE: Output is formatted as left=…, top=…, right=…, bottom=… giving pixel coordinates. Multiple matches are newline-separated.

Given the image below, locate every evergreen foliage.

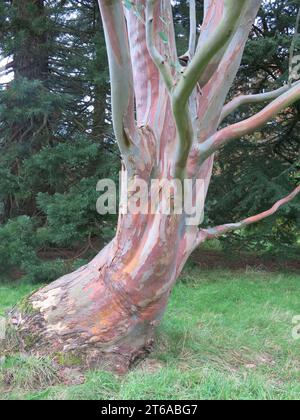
left=0, top=0, right=116, bottom=281
left=0, top=0, right=299, bottom=282
left=206, top=0, right=300, bottom=255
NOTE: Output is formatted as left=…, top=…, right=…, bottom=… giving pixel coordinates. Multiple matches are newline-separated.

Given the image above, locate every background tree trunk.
left=13, top=0, right=49, bottom=82
left=2, top=0, right=49, bottom=221
left=12, top=0, right=49, bottom=142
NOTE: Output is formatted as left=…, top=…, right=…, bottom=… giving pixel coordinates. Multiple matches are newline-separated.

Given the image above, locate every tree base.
left=5, top=245, right=167, bottom=373
left=2, top=324, right=154, bottom=374
left=5, top=209, right=188, bottom=374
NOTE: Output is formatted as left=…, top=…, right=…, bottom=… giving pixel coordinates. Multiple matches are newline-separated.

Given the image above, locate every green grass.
left=0, top=283, right=39, bottom=317
left=0, top=267, right=300, bottom=400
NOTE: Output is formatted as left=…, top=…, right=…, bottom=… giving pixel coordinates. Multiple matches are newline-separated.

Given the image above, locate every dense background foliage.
left=0, top=0, right=299, bottom=282
left=208, top=0, right=300, bottom=255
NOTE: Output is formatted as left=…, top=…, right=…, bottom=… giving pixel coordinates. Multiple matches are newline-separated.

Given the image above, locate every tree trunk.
left=10, top=208, right=195, bottom=371
left=7, top=0, right=300, bottom=371
left=11, top=0, right=49, bottom=146
left=1, top=0, right=50, bottom=222
left=92, top=1, right=108, bottom=139
left=13, top=0, right=49, bottom=82
left=7, top=0, right=257, bottom=369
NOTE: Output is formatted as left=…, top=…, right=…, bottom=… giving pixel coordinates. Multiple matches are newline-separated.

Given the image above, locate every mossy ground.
left=0, top=266, right=299, bottom=400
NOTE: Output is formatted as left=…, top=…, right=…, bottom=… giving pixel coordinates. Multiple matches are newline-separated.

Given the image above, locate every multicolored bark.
left=8, top=0, right=300, bottom=370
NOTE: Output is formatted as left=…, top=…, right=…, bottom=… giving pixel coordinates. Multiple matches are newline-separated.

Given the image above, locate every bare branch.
left=145, top=0, right=174, bottom=92
left=145, top=0, right=193, bottom=178
left=173, top=104, right=195, bottom=179
left=196, top=186, right=300, bottom=245
left=188, top=0, right=196, bottom=59
left=125, top=0, right=160, bottom=126
left=173, top=0, right=247, bottom=108
left=98, top=0, right=136, bottom=160
left=220, top=83, right=295, bottom=124
left=196, top=81, right=300, bottom=164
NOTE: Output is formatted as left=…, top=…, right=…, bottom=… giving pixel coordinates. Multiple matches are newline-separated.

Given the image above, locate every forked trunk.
left=6, top=0, right=257, bottom=369
left=7, top=1, right=298, bottom=370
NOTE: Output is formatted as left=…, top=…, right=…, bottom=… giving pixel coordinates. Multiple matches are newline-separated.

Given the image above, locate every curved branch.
left=145, top=0, right=193, bottom=178
left=196, top=81, right=300, bottom=164
left=173, top=0, right=247, bottom=108
left=98, top=0, right=136, bottom=160
left=188, top=0, right=197, bottom=59
left=171, top=0, right=248, bottom=179
left=125, top=0, right=159, bottom=126
left=145, top=0, right=174, bottom=91
left=220, top=83, right=295, bottom=123
left=173, top=103, right=195, bottom=179
left=196, top=185, right=300, bottom=245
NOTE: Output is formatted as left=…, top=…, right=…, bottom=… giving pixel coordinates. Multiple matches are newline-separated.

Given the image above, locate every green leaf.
left=158, top=31, right=168, bottom=44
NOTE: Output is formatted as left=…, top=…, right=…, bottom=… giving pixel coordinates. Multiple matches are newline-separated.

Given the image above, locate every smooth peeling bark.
left=219, top=83, right=297, bottom=123
left=196, top=81, right=300, bottom=164
left=195, top=186, right=300, bottom=245
left=9, top=210, right=194, bottom=370
left=8, top=0, right=300, bottom=369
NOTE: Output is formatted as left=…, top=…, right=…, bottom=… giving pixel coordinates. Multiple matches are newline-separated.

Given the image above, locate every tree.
left=0, top=0, right=52, bottom=222
left=0, top=0, right=115, bottom=281
left=8, top=0, right=300, bottom=371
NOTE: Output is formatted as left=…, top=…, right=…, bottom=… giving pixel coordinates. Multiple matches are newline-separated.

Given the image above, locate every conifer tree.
left=0, top=0, right=113, bottom=281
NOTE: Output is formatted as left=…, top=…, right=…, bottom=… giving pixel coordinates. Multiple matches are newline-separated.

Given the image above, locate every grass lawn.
left=0, top=266, right=300, bottom=400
